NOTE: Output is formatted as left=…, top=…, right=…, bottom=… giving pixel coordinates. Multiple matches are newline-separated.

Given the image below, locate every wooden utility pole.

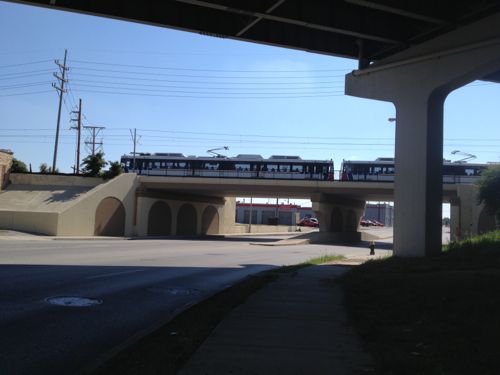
left=70, top=98, right=82, bottom=174
left=52, top=49, right=68, bottom=173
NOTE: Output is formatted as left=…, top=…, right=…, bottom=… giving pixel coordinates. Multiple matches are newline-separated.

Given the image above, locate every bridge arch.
left=346, top=209, right=358, bottom=233
left=177, top=203, right=197, bottom=235
left=330, top=207, right=343, bottom=232
left=94, top=197, right=125, bottom=236
left=202, top=206, right=219, bottom=235
left=148, top=201, right=172, bottom=236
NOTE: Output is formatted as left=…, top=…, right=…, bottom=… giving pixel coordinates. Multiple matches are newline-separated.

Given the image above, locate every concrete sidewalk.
left=179, top=264, right=373, bottom=375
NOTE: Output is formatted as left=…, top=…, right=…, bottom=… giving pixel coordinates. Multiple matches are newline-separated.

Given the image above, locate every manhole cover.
left=147, top=287, right=200, bottom=296
left=45, top=296, right=102, bottom=307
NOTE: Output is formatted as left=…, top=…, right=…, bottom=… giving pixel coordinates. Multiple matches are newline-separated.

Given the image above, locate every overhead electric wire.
left=0, top=90, right=53, bottom=97
left=0, top=72, right=54, bottom=81
left=70, top=73, right=344, bottom=85
left=70, top=78, right=344, bottom=90
left=0, top=59, right=53, bottom=69
left=72, top=88, right=343, bottom=99
left=69, top=59, right=351, bottom=73
left=0, top=69, right=54, bottom=78
left=70, top=82, right=342, bottom=95
left=0, top=81, right=53, bottom=90
left=70, top=66, right=345, bottom=79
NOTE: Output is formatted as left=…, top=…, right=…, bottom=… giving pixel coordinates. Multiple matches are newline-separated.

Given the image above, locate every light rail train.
left=121, top=154, right=492, bottom=183
left=340, top=157, right=490, bottom=183
left=121, top=153, right=334, bottom=180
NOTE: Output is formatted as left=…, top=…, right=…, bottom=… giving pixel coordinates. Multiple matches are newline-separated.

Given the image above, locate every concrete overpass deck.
left=138, top=175, right=459, bottom=202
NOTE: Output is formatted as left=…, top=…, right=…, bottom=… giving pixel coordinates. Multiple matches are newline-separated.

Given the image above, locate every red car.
left=298, top=217, right=319, bottom=227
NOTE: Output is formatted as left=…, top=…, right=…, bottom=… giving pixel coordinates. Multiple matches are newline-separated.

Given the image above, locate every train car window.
left=203, top=162, right=219, bottom=170
left=267, top=164, right=278, bottom=172
left=235, top=163, right=250, bottom=171
left=279, top=164, right=290, bottom=172
left=292, top=165, right=303, bottom=173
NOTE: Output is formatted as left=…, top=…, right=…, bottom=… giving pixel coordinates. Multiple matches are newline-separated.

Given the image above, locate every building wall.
left=364, top=203, right=394, bottom=226
left=236, top=203, right=313, bottom=225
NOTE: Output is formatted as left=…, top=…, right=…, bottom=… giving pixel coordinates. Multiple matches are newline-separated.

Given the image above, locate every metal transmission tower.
left=84, top=125, right=105, bottom=155
left=51, top=49, right=69, bottom=173
left=129, top=128, right=141, bottom=170
left=70, top=99, right=82, bottom=174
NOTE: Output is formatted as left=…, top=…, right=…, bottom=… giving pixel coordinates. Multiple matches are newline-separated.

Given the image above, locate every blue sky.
left=1, top=1, right=499, bottom=215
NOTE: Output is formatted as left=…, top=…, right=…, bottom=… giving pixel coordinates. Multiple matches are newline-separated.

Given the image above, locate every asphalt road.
left=0, top=235, right=380, bottom=375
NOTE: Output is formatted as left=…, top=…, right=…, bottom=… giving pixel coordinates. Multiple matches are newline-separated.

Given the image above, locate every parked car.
left=298, top=217, right=319, bottom=227
left=360, top=219, right=373, bottom=227
left=370, top=220, right=385, bottom=227
left=360, top=218, right=385, bottom=227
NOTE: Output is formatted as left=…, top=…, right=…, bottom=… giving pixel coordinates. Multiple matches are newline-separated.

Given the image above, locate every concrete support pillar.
left=345, top=13, right=500, bottom=256
left=393, top=94, right=445, bottom=256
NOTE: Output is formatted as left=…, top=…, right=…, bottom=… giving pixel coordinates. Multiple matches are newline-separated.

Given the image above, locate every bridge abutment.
left=311, top=194, right=365, bottom=242
left=449, top=185, right=497, bottom=242
left=135, top=190, right=235, bottom=236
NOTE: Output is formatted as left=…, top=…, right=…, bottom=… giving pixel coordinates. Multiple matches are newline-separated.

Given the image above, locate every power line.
left=69, top=78, right=344, bottom=90
left=72, top=89, right=343, bottom=99
left=70, top=66, right=346, bottom=79
left=0, top=90, right=53, bottom=97
left=70, top=83, right=342, bottom=95
left=0, top=59, right=53, bottom=69
left=0, top=72, right=53, bottom=81
left=0, top=69, right=53, bottom=78
left=70, top=72, right=344, bottom=85
left=0, top=81, right=53, bottom=90
left=69, top=59, right=350, bottom=73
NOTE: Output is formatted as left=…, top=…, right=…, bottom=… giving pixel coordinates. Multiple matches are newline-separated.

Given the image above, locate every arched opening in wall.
left=346, top=209, right=358, bottom=232
left=330, top=207, right=343, bottom=232
left=477, top=208, right=496, bottom=234
left=177, top=203, right=197, bottom=235
left=202, top=206, right=219, bottom=235
left=148, top=201, right=172, bottom=236
left=94, top=197, right=125, bottom=236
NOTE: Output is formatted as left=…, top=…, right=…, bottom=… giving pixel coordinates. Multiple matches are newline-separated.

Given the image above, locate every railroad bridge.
left=0, top=173, right=494, bottom=244
left=5, top=0, right=500, bottom=255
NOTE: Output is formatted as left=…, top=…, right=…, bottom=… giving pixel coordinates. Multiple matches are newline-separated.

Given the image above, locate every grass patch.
left=339, top=230, right=500, bottom=375
left=90, top=253, right=343, bottom=375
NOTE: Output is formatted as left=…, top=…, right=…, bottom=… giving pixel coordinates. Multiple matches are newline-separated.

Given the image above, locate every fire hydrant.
left=369, top=241, right=375, bottom=255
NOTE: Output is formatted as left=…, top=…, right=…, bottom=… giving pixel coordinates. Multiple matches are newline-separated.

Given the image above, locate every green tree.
left=477, top=165, right=500, bottom=228
left=102, top=161, right=123, bottom=180
left=10, top=158, right=28, bottom=173
left=81, top=152, right=107, bottom=177
left=39, top=163, right=59, bottom=174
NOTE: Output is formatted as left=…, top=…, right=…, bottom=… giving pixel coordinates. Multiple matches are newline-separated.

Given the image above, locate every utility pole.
left=130, top=128, right=138, bottom=170
left=52, top=49, right=68, bottom=173
left=70, top=98, right=82, bottom=174
left=84, top=125, right=105, bottom=155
